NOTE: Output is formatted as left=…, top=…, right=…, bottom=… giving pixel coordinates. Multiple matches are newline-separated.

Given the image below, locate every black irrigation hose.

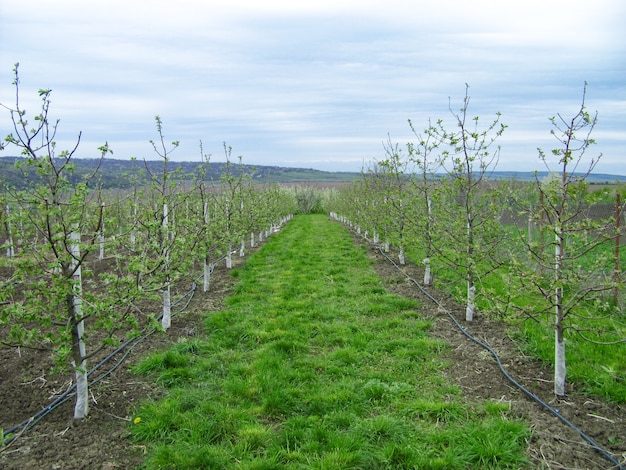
left=2, top=278, right=200, bottom=446
left=376, top=245, right=624, bottom=470
left=2, top=331, right=153, bottom=446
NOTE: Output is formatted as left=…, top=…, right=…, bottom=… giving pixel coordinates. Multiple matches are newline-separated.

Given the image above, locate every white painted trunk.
left=163, top=202, right=169, bottom=229
left=226, top=246, right=232, bottom=269
left=98, top=232, right=104, bottom=260
left=384, top=240, right=390, bottom=253
left=70, top=229, right=88, bottom=418
left=554, top=227, right=566, bottom=396
left=554, top=331, right=566, bottom=396
left=161, top=202, right=172, bottom=331
left=203, top=260, right=211, bottom=292
left=162, top=286, right=171, bottom=331
left=423, top=258, right=432, bottom=286
left=99, top=203, right=105, bottom=260
left=239, top=240, right=245, bottom=257
left=465, top=283, right=475, bottom=322
left=398, top=246, right=405, bottom=265
left=251, top=232, right=255, bottom=248
left=74, top=360, right=89, bottom=419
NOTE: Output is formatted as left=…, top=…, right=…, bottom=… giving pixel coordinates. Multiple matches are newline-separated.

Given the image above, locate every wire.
left=376, top=245, right=624, bottom=470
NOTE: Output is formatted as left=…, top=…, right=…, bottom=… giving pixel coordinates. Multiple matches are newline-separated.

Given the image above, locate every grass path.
left=130, top=214, right=528, bottom=469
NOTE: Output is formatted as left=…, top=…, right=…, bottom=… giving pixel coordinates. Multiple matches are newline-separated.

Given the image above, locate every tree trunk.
left=98, top=202, right=105, bottom=260
left=226, top=245, right=232, bottom=269
left=161, top=203, right=171, bottom=331
left=203, top=258, right=211, bottom=292
left=554, top=226, right=566, bottom=396
left=466, top=212, right=475, bottom=322
left=423, top=258, right=432, bottom=286
left=466, top=282, right=475, bottom=322
left=162, top=284, right=171, bottom=331
left=69, top=229, right=89, bottom=418
left=554, top=321, right=566, bottom=396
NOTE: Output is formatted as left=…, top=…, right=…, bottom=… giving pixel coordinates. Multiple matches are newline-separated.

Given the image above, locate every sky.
left=1, top=1, right=625, bottom=175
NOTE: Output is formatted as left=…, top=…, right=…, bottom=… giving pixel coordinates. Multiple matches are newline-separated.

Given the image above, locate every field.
left=1, top=214, right=624, bottom=469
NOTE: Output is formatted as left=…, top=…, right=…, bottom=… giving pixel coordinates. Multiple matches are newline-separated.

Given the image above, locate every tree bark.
left=203, top=259, right=211, bottom=293
left=69, top=229, right=89, bottom=418
left=554, top=226, right=566, bottom=396
left=162, top=285, right=171, bottom=331
left=554, top=325, right=567, bottom=396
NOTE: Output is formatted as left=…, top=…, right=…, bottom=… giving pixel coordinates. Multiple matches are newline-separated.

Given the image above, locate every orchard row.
left=0, top=65, right=298, bottom=420
left=325, top=84, right=625, bottom=400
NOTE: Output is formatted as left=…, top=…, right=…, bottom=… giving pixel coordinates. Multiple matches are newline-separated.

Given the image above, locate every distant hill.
left=1, top=157, right=624, bottom=190
left=481, top=171, right=626, bottom=184
left=0, top=157, right=362, bottom=190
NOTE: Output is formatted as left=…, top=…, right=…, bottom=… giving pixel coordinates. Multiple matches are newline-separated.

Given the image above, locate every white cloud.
left=1, top=0, right=624, bottom=175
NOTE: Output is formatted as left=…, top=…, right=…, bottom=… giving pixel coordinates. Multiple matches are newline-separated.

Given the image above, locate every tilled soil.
left=1, top=223, right=625, bottom=469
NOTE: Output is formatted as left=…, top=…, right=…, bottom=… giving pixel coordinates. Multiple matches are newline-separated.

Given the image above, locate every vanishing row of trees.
left=0, top=64, right=297, bottom=419
left=327, top=84, right=625, bottom=397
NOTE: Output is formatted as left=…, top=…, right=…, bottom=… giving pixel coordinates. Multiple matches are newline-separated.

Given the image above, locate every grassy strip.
left=130, top=214, right=528, bottom=469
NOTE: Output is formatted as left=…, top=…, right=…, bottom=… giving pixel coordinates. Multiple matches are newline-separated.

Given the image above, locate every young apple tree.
left=434, top=84, right=508, bottom=321
left=0, top=64, right=112, bottom=418
left=515, top=84, right=622, bottom=396
left=213, top=145, right=253, bottom=268
left=139, top=116, right=185, bottom=331
left=376, top=135, right=420, bottom=265
left=406, top=119, right=444, bottom=285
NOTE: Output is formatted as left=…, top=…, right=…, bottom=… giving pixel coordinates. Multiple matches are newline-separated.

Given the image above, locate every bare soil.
left=1, top=223, right=625, bottom=469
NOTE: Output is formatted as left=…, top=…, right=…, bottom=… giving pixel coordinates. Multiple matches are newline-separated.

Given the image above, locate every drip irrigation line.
left=2, top=280, right=197, bottom=445
left=376, top=245, right=624, bottom=470
left=2, top=332, right=152, bottom=447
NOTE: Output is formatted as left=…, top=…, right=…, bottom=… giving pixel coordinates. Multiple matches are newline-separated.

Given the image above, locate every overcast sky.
left=1, top=1, right=624, bottom=175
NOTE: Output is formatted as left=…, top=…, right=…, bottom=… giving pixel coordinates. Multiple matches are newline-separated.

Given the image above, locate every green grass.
left=131, top=214, right=529, bottom=469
